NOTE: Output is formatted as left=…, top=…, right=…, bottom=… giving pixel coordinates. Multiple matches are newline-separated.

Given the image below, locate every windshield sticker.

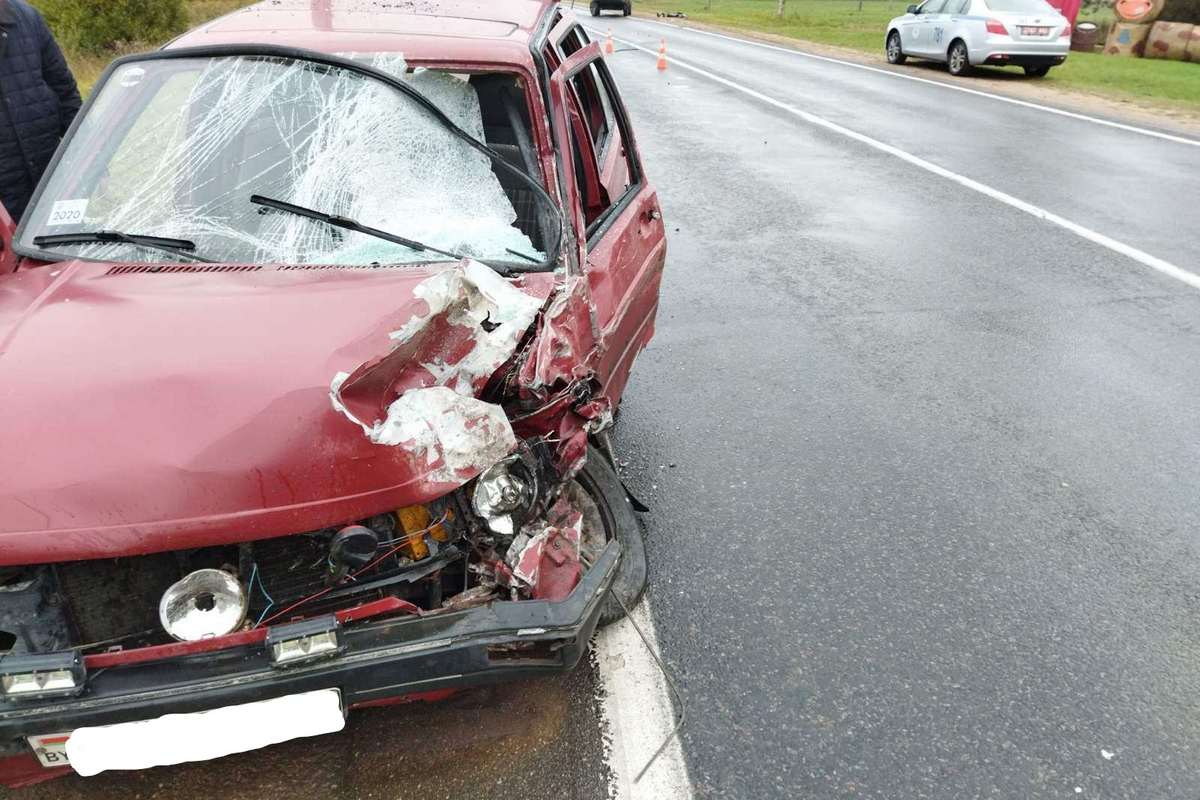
left=118, top=66, right=145, bottom=88
left=47, top=199, right=88, bottom=227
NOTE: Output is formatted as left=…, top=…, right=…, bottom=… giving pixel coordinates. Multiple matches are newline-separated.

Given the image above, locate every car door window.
left=545, top=25, right=640, bottom=239
left=947, top=0, right=970, bottom=14
left=920, top=0, right=947, bottom=11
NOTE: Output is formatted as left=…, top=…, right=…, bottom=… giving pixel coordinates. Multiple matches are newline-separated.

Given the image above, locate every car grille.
left=45, top=505, right=462, bottom=653
left=56, top=554, right=182, bottom=648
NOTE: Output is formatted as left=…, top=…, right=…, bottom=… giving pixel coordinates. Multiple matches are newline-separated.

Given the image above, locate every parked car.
left=0, top=0, right=665, bottom=786
left=591, top=0, right=633, bottom=16
left=886, top=0, right=1071, bottom=76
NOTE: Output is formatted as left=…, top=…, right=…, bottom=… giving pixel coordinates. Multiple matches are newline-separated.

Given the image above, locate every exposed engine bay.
left=0, top=440, right=613, bottom=658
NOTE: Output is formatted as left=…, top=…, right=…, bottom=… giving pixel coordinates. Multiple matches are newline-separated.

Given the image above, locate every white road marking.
left=591, top=30, right=1200, bottom=292
left=623, top=15, right=1200, bottom=149
left=595, top=600, right=694, bottom=800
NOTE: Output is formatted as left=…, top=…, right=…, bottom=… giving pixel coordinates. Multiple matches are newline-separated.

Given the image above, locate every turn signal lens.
left=0, top=652, right=84, bottom=700
left=267, top=616, right=341, bottom=668
left=986, top=18, right=1008, bottom=34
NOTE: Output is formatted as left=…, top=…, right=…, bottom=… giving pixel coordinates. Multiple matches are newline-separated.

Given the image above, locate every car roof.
left=166, top=0, right=558, bottom=67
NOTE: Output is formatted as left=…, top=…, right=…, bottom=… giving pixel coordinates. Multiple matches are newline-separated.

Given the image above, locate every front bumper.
left=0, top=542, right=618, bottom=779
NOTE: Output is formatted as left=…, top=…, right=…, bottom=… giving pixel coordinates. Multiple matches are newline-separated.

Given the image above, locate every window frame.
left=534, top=16, right=645, bottom=251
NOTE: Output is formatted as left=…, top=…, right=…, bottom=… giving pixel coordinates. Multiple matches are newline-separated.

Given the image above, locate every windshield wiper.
left=32, top=231, right=213, bottom=263
left=250, top=195, right=466, bottom=262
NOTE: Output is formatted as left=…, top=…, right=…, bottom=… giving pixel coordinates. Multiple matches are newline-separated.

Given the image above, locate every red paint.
left=0, top=5, right=665, bottom=567
left=1, top=3, right=665, bottom=758
left=0, top=265, right=555, bottom=566
left=86, top=596, right=416, bottom=669
left=350, top=688, right=460, bottom=709
left=0, top=753, right=71, bottom=789
left=1047, top=0, right=1082, bottom=24
left=529, top=527, right=583, bottom=601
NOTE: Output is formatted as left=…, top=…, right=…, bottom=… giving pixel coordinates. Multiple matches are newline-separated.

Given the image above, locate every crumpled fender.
left=330, top=259, right=604, bottom=483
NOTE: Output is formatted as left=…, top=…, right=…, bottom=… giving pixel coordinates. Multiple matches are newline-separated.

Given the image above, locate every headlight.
left=159, top=569, right=248, bottom=642
left=472, top=454, right=537, bottom=535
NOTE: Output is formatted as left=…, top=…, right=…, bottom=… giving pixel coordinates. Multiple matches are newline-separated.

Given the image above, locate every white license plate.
left=27, top=732, right=72, bottom=768
left=50, top=689, right=343, bottom=776
left=1020, top=25, right=1050, bottom=35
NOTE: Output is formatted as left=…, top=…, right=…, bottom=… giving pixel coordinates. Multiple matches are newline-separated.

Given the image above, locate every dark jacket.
left=0, top=0, right=81, bottom=222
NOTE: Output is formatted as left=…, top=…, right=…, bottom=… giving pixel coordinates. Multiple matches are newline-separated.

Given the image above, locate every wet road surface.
left=8, top=9, right=1200, bottom=800
left=596, top=12, right=1200, bottom=800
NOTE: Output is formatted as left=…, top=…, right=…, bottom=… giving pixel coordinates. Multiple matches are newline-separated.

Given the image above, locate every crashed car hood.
left=0, top=259, right=554, bottom=565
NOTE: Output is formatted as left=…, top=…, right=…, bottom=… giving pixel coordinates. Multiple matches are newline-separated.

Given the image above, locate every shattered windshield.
left=17, top=52, right=555, bottom=268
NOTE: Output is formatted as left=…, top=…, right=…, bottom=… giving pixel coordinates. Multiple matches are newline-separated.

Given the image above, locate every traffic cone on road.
left=605, top=29, right=614, bottom=54
left=656, top=38, right=668, bottom=71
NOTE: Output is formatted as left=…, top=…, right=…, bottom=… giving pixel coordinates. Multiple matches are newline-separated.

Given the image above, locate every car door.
left=908, top=0, right=949, bottom=55
left=544, top=22, right=666, bottom=404
left=943, top=0, right=973, bottom=51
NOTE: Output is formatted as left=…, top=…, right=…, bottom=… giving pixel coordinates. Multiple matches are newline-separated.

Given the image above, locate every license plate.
left=27, top=732, right=72, bottom=768
left=61, top=689, right=344, bottom=776
left=1020, top=25, right=1050, bottom=35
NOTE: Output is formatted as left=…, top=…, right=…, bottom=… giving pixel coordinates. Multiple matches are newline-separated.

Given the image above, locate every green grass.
left=63, top=0, right=256, bottom=95
left=637, top=0, right=1200, bottom=109
left=642, top=0, right=911, bottom=50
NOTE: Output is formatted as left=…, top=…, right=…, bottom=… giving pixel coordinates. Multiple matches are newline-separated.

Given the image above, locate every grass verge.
left=634, top=0, right=1200, bottom=109
left=62, top=0, right=254, bottom=95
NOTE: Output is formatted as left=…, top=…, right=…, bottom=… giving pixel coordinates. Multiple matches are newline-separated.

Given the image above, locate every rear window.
left=983, top=0, right=1056, bottom=12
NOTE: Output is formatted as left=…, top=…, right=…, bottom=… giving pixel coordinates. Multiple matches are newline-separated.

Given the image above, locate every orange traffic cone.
left=656, top=39, right=668, bottom=71
left=605, top=29, right=614, bottom=54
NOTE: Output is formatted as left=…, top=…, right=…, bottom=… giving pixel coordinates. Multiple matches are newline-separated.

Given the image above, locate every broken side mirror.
left=0, top=202, right=16, bottom=274
left=908, top=4, right=921, bottom=11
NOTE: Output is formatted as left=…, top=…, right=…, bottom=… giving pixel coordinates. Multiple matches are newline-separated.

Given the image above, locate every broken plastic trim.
left=13, top=43, right=565, bottom=276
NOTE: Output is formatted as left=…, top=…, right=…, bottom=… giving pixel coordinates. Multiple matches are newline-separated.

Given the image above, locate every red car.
left=0, top=0, right=665, bottom=785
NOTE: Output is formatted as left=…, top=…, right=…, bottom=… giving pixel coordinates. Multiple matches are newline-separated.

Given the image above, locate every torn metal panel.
left=330, top=258, right=543, bottom=433
left=360, top=386, right=517, bottom=485
left=505, top=496, right=583, bottom=602
left=517, top=273, right=601, bottom=397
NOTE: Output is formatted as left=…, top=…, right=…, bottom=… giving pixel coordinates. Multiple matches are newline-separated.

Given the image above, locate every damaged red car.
left=0, top=0, right=665, bottom=785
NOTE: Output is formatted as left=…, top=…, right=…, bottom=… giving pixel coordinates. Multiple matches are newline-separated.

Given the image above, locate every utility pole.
left=777, top=0, right=786, bottom=16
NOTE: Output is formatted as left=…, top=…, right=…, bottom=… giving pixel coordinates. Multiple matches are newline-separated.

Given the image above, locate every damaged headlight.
left=159, top=569, right=248, bottom=642
left=471, top=454, right=538, bottom=536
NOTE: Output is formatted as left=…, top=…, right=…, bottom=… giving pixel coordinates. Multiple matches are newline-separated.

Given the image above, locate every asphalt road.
left=9, top=11, right=1200, bottom=800
left=596, top=12, right=1200, bottom=799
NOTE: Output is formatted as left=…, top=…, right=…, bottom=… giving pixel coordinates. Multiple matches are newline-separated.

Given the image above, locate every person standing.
left=0, top=0, right=81, bottom=222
